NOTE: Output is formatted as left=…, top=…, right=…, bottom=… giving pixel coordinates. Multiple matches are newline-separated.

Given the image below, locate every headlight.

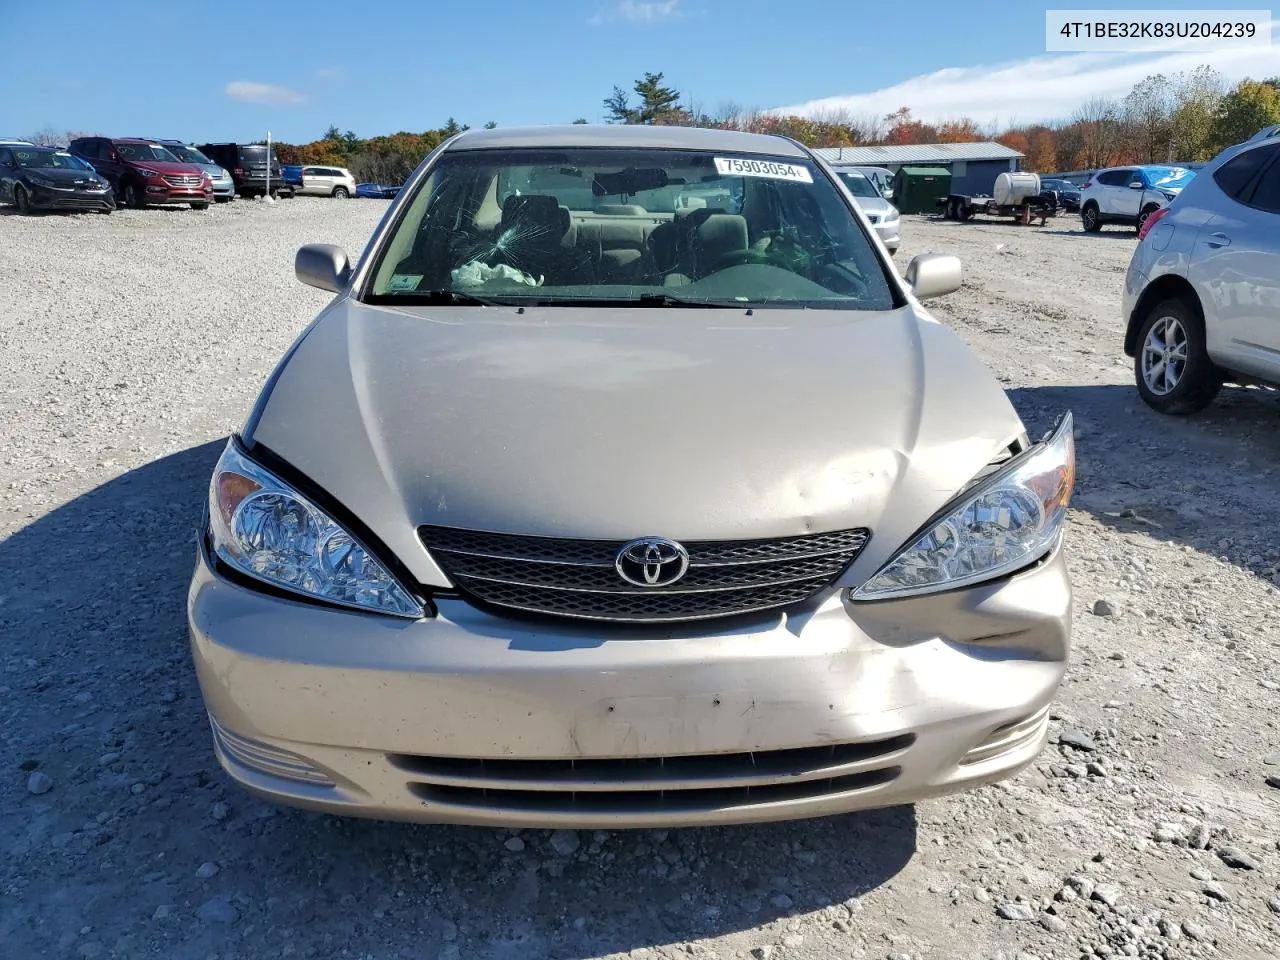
left=883, top=207, right=900, bottom=223
left=27, top=174, right=56, bottom=187
left=208, top=440, right=423, bottom=618
left=137, top=167, right=162, bottom=178
left=852, top=412, right=1074, bottom=600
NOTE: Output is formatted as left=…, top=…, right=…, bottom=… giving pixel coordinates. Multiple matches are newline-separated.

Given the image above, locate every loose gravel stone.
left=549, top=830, right=580, bottom=856
left=504, top=837, right=525, bottom=852
left=1201, top=882, right=1231, bottom=902
left=1158, top=918, right=1181, bottom=941
left=195, top=899, right=239, bottom=924
left=210, top=801, right=230, bottom=822
left=997, top=903, right=1034, bottom=921
left=26, top=771, right=53, bottom=795
left=1216, top=846, right=1259, bottom=870
left=1092, top=599, right=1119, bottom=618
left=1181, top=920, right=1208, bottom=941
left=195, top=862, right=219, bottom=879
left=1091, top=884, right=1122, bottom=907
left=1039, top=912, right=1067, bottom=932
left=1059, top=729, right=1098, bottom=752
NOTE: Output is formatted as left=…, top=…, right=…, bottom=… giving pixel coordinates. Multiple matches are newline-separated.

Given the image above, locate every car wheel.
left=1137, top=204, right=1160, bottom=233
left=269, top=186, right=279, bottom=199
left=333, top=186, right=349, bottom=199
left=1081, top=203, right=1101, bottom=232
left=14, top=184, right=33, bottom=215
left=122, top=183, right=141, bottom=209
left=1134, top=298, right=1221, bottom=414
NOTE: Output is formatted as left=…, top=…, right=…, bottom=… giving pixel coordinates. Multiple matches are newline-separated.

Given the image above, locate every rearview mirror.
left=904, top=253, right=961, bottom=300
left=296, top=243, right=352, bottom=293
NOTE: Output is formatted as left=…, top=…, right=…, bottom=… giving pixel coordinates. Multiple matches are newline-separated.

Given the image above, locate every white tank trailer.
left=941, top=171, right=1061, bottom=225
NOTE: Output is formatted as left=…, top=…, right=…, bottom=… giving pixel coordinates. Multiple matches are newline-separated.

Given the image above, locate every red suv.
left=69, top=137, right=213, bottom=209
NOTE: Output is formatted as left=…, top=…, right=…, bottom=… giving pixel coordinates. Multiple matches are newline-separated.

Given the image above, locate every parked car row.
left=0, top=136, right=388, bottom=214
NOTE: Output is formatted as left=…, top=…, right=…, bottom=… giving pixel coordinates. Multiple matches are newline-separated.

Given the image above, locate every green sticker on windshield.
left=385, top=274, right=422, bottom=292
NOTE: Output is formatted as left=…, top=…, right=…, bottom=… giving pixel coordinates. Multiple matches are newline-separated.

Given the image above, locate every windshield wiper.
left=635, top=292, right=736, bottom=308
left=369, top=289, right=503, bottom=306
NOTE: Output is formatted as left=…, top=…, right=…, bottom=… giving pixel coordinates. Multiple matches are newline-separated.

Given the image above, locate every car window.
left=366, top=146, right=896, bottom=311
left=836, top=172, right=881, bottom=199
left=1096, top=170, right=1124, bottom=186
left=171, top=145, right=213, bottom=165
left=74, top=140, right=99, bottom=160
left=117, top=143, right=179, bottom=163
left=12, top=149, right=86, bottom=170
left=1244, top=151, right=1280, bottom=213
left=1214, top=144, right=1278, bottom=202
left=0, top=147, right=12, bottom=165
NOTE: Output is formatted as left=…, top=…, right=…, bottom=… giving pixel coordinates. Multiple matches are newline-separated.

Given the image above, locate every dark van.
left=197, top=142, right=283, bottom=198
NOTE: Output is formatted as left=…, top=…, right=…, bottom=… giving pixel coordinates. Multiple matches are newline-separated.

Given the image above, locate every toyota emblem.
left=615, top=537, right=690, bottom=588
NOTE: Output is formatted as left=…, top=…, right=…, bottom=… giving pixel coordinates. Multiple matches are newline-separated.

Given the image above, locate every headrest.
left=697, top=213, right=748, bottom=252
left=502, top=194, right=567, bottom=229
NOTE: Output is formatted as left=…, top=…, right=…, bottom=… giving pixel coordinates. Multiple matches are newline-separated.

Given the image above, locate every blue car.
left=281, top=164, right=304, bottom=198
left=356, top=182, right=402, bottom=199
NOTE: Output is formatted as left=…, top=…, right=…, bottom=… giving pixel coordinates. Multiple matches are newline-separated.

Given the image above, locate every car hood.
left=852, top=196, right=896, bottom=218
left=194, top=162, right=229, bottom=178
left=248, top=301, right=1027, bottom=588
left=28, top=167, right=105, bottom=186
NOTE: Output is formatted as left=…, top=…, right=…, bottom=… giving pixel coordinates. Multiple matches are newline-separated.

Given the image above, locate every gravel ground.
left=2, top=199, right=1279, bottom=960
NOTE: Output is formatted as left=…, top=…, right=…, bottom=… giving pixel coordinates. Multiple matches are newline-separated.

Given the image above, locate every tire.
left=1081, top=203, right=1101, bottom=232
left=191, top=202, right=210, bottom=210
left=332, top=186, right=349, bottom=199
left=14, top=184, right=33, bottom=215
left=122, top=182, right=142, bottom=209
left=268, top=186, right=279, bottom=199
left=1133, top=298, right=1221, bottom=414
left=1137, top=204, right=1160, bottom=234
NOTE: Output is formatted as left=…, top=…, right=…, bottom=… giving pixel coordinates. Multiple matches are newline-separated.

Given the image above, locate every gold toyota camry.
left=188, top=124, right=1074, bottom=828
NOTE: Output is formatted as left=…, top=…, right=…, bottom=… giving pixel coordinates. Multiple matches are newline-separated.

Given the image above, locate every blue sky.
left=2, top=0, right=1276, bottom=144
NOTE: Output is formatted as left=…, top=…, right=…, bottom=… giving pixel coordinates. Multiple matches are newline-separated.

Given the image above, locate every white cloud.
left=772, top=25, right=1280, bottom=127
left=224, top=81, right=305, bottom=105
left=590, top=0, right=680, bottom=25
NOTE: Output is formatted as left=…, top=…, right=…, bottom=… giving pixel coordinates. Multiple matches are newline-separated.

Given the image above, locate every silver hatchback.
left=1122, top=131, right=1280, bottom=412
left=189, top=125, right=1074, bottom=828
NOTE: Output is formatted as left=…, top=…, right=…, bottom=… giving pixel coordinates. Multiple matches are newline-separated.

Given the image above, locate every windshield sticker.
left=714, top=157, right=813, bottom=183
left=385, top=274, right=423, bottom=292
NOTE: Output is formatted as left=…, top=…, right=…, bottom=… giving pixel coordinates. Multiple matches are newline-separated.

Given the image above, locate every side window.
left=1244, top=153, right=1280, bottom=213
left=1096, top=170, right=1122, bottom=186
left=0, top=147, right=12, bottom=165
left=76, top=141, right=99, bottom=160
left=1214, top=145, right=1278, bottom=203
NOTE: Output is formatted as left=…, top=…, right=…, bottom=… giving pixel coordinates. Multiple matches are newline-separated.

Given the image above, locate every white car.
left=299, top=165, right=357, bottom=199
left=1121, top=131, right=1280, bottom=413
left=1080, top=164, right=1195, bottom=233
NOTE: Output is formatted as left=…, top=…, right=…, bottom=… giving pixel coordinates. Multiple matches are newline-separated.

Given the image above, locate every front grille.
left=48, top=198, right=112, bottom=210
left=392, top=735, right=911, bottom=815
left=419, top=525, right=869, bottom=622
left=163, top=174, right=202, bottom=187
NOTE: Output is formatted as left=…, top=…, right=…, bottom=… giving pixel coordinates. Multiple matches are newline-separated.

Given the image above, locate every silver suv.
left=1081, top=164, right=1195, bottom=233
left=1122, top=131, right=1280, bottom=413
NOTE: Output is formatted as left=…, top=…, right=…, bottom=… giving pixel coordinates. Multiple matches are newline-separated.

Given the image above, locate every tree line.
left=597, top=69, right=1280, bottom=171
left=27, top=67, right=1279, bottom=182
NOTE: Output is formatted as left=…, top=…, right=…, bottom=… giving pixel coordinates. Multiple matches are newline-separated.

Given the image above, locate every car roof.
left=447, top=124, right=808, bottom=158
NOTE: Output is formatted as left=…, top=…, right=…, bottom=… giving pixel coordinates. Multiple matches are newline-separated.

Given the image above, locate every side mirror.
left=1129, top=181, right=1144, bottom=189
left=904, top=253, right=961, bottom=300
left=295, top=243, right=352, bottom=293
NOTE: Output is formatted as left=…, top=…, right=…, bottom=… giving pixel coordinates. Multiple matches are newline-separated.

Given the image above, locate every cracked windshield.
left=369, top=148, right=894, bottom=309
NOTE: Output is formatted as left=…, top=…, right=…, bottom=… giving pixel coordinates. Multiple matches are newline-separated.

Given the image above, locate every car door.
left=1191, top=144, right=1280, bottom=379
left=0, top=147, right=14, bottom=202
left=1106, top=169, right=1140, bottom=218
left=301, top=166, right=319, bottom=195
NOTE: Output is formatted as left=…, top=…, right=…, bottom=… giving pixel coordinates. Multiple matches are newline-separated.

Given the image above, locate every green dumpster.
left=892, top=165, right=952, bottom=215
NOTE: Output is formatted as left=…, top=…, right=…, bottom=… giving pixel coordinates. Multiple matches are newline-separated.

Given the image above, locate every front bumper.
left=28, top=185, right=115, bottom=212
left=189, top=539, right=1071, bottom=828
left=211, top=179, right=235, bottom=198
